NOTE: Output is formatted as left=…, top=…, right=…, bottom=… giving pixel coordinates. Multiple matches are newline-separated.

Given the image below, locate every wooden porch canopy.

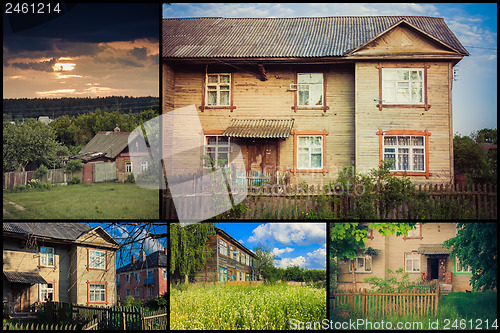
left=416, top=244, right=452, bottom=255
left=223, top=119, right=294, bottom=139
left=4, top=271, right=47, bottom=284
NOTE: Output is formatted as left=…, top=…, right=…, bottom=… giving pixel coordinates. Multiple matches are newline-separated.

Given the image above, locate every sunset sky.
left=3, top=3, right=159, bottom=98
left=163, top=3, right=497, bottom=136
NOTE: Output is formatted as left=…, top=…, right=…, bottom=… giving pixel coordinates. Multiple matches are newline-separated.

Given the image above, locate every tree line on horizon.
left=3, top=96, right=158, bottom=121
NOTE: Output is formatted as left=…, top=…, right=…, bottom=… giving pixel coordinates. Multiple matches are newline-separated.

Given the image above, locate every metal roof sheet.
left=77, top=132, right=139, bottom=159
left=3, top=222, right=93, bottom=241
left=116, top=250, right=168, bottom=273
left=163, top=16, right=469, bottom=58
left=223, top=119, right=294, bottom=139
left=4, top=271, right=48, bottom=284
left=417, top=244, right=452, bottom=255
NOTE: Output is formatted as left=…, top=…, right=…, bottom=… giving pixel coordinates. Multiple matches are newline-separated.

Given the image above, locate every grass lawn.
left=3, top=182, right=159, bottom=219
left=170, top=283, right=326, bottom=330
left=331, top=291, right=498, bottom=330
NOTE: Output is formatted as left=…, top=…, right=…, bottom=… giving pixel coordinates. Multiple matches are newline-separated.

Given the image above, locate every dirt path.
left=4, top=199, right=26, bottom=211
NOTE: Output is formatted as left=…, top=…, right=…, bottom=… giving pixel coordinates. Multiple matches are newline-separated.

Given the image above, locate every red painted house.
left=116, top=248, right=168, bottom=301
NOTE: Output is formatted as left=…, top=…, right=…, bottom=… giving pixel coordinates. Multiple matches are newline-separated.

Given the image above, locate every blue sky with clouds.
left=163, top=3, right=497, bottom=136
left=216, top=222, right=327, bottom=270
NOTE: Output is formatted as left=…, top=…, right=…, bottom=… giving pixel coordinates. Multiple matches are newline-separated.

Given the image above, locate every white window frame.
left=163, top=269, right=168, bottom=280
left=89, top=249, right=106, bottom=269
left=297, top=135, right=323, bottom=170
left=206, top=73, right=231, bottom=106
left=125, top=162, right=132, bottom=173
left=383, top=135, right=426, bottom=172
left=219, top=239, right=228, bottom=256
left=40, top=283, right=54, bottom=302
left=89, top=283, right=106, bottom=303
left=349, top=255, right=372, bottom=273
left=405, top=253, right=421, bottom=273
left=456, top=257, right=472, bottom=273
left=245, top=253, right=250, bottom=266
left=297, top=73, right=324, bottom=106
left=203, top=135, right=231, bottom=168
left=382, top=68, right=424, bottom=104
left=405, top=223, right=421, bottom=238
left=40, top=247, right=55, bottom=267
left=140, top=160, right=148, bottom=172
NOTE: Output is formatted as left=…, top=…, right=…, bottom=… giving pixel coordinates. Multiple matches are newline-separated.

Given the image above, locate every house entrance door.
left=246, top=141, right=278, bottom=173
left=427, top=256, right=447, bottom=282
left=12, top=284, right=30, bottom=312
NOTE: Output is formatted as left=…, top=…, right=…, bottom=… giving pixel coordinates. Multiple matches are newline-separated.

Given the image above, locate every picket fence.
left=2, top=317, right=98, bottom=330
left=44, top=301, right=167, bottom=330
left=331, top=287, right=440, bottom=318
left=162, top=182, right=497, bottom=220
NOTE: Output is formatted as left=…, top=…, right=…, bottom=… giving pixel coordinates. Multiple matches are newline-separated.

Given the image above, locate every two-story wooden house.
left=3, top=223, right=120, bottom=314
left=173, top=227, right=258, bottom=283
left=335, top=223, right=474, bottom=293
left=116, top=248, right=168, bottom=301
left=162, top=16, right=469, bottom=185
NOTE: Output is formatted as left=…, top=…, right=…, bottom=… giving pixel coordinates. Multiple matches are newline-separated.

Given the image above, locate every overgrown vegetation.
left=364, top=268, right=437, bottom=293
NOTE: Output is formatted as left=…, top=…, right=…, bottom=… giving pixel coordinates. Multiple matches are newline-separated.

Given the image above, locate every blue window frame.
left=220, top=267, right=228, bottom=283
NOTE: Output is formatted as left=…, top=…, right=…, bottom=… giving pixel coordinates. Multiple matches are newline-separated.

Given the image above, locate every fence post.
left=122, top=309, right=126, bottom=330
left=140, top=307, right=145, bottom=330
left=362, top=288, right=366, bottom=317
left=434, top=285, right=440, bottom=314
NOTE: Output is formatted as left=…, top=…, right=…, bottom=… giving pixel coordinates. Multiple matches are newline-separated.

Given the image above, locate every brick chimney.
left=131, top=255, right=135, bottom=263
left=164, top=247, right=168, bottom=255
left=140, top=250, right=146, bottom=262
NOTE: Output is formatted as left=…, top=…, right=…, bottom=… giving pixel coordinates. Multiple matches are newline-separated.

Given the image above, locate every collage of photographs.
left=2, top=2, right=497, bottom=331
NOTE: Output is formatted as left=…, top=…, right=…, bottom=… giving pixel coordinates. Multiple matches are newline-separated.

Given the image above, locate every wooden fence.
left=162, top=183, right=497, bottom=220
left=331, top=288, right=440, bottom=318
left=3, top=169, right=83, bottom=189
left=44, top=302, right=167, bottom=330
left=2, top=321, right=78, bottom=330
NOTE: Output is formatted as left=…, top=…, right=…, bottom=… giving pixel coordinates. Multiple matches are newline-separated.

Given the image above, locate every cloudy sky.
left=217, top=222, right=327, bottom=270
left=3, top=3, right=159, bottom=98
left=163, top=3, right=497, bottom=136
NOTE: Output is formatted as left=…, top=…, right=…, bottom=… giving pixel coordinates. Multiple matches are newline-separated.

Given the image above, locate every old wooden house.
left=73, top=126, right=150, bottom=183
left=116, top=248, right=168, bottom=301
left=162, top=16, right=469, bottom=185
left=3, top=223, right=120, bottom=314
left=336, top=223, right=474, bottom=294
left=172, top=227, right=259, bottom=283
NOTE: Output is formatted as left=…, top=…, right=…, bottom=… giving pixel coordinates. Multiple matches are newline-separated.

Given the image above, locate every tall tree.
left=443, top=223, right=497, bottom=291
left=253, top=242, right=277, bottom=282
left=3, top=121, right=68, bottom=174
left=330, top=223, right=419, bottom=289
left=170, top=222, right=216, bottom=283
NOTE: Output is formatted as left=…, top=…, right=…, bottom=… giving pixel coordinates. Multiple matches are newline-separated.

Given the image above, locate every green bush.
left=35, top=164, right=49, bottom=179
left=68, top=175, right=81, bottom=185
left=125, top=173, right=136, bottom=183
left=66, top=159, right=84, bottom=173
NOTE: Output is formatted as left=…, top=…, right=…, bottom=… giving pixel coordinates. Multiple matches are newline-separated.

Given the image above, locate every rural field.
left=3, top=182, right=159, bottom=219
left=170, top=283, right=327, bottom=330
left=331, top=291, right=498, bottom=330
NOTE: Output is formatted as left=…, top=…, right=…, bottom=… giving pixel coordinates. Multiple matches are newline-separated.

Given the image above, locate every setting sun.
left=53, top=62, right=76, bottom=71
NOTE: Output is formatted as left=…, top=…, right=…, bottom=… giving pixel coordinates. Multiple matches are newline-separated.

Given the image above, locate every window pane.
left=208, top=75, right=218, bottom=84
left=220, top=91, right=230, bottom=105
left=220, top=75, right=230, bottom=83
left=207, top=91, right=217, bottom=105
left=298, top=149, right=309, bottom=169
left=398, top=136, right=410, bottom=145
left=298, top=89, right=309, bottom=106
left=311, top=153, right=322, bottom=168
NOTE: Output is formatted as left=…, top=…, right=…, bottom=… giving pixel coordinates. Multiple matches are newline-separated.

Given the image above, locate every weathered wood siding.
left=163, top=63, right=356, bottom=184
left=355, top=61, right=454, bottom=184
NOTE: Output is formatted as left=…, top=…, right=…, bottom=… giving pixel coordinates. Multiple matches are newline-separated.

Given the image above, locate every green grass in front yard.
left=3, top=182, right=159, bottom=219
left=331, top=291, right=498, bottom=330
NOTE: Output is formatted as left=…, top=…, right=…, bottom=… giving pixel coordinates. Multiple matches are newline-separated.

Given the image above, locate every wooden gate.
left=93, top=162, right=117, bottom=182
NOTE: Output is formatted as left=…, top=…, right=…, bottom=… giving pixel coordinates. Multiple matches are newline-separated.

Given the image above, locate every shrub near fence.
left=162, top=182, right=497, bottom=220
left=331, top=288, right=440, bottom=319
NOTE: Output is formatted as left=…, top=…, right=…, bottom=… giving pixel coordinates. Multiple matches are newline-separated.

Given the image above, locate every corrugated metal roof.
left=163, top=16, right=469, bottom=58
left=3, top=222, right=93, bottom=241
left=4, top=271, right=48, bottom=284
left=78, top=131, right=139, bottom=159
left=417, top=244, right=452, bottom=255
left=223, top=119, right=294, bottom=138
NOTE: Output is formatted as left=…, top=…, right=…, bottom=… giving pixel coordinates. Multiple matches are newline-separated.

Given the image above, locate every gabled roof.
left=116, top=249, right=168, bottom=273
left=77, top=131, right=139, bottom=160
left=3, top=222, right=93, bottom=241
left=215, top=227, right=256, bottom=258
left=163, top=16, right=469, bottom=59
